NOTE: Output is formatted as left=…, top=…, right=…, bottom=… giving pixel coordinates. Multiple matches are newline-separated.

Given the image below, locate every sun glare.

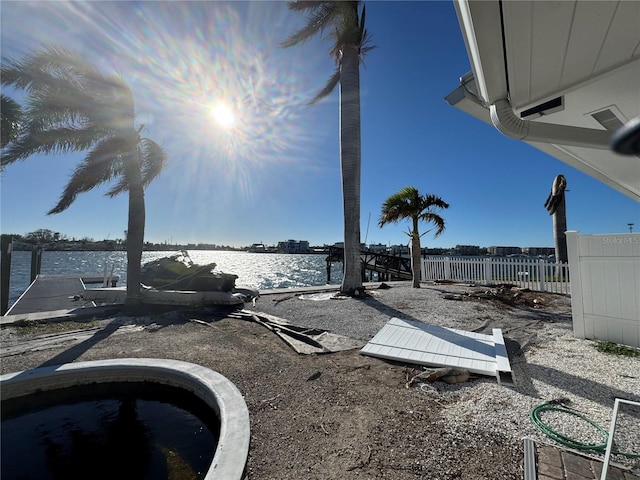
left=211, top=101, right=236, bottom=129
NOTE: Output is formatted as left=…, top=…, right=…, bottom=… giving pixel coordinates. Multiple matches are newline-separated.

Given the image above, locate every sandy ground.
left=1, top=282, right=638, bottom=479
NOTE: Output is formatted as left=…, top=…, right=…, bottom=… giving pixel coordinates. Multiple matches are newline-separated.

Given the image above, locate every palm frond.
left=47, top=142, right=127, bottom=214
left=2, top=46, right=102, bottom=93
left=421, top=194, right=449, bottom=211
left=1, top=93, right=22, bottom=149
left=418, top=212, right=446, bottom=237
left=138, top=138, right=167, bottom=186
left=2, top=46, right=102, bottom=99
left=281, top=2, right=339, bottom=48
left=379, top=187, right=449, bottom=236
left=309, top=68, right=340, bottom=105
left=1, top=126, right=105, bottom=167
left=105, top=177, right=129, bottom=197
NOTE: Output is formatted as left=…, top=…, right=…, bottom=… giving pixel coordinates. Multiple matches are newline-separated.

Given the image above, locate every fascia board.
left=453, top=0, right=508, bottom=104
left=525, top=141, right=640, bottom=202
left=445, top=84, right=639, bottom=202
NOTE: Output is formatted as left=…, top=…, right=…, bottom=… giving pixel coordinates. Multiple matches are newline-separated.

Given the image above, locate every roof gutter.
left=489, top=98, right=612, bottom=150
left=453, top=0, right=613, bottom=150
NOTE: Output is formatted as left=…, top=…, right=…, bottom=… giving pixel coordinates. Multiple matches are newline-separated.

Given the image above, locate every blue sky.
left=1, top=1, right=638, bottom=249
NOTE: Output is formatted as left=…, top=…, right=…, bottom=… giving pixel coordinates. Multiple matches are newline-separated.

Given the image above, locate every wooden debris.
left=442, top=294, right=463, bottom=301
left=407, top=367, right=473, bottom=387
left=306, top=371, right=322, bottom=381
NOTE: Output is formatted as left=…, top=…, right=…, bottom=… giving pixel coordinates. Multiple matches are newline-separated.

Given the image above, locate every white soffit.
left=360, top=317, right=512, bottom=384
left=448, top=0, right=640, bottom=202
left=502, top=0, right=640, bottom=111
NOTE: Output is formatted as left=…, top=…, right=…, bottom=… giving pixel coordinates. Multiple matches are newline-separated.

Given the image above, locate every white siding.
left=566, top=231, right=640, bottom=347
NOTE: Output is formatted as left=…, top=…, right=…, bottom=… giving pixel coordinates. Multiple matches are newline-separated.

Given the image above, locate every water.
left=5, top=250, right=343, bottom=309
left=2, top=382, right=219, bottom=480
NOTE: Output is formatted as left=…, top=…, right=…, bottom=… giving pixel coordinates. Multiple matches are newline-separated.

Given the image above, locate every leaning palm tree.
left=379, top=186, right=449, bottom=288
left=544, top=174, right=568, bottom=266
left=1, top=46, right=166, bottom=305
left=1, top=93, right=22, bottom=149
left=282, top=1, right=374, bottom=296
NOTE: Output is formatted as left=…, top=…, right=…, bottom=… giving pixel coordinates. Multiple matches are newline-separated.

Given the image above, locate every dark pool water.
left=1, top=382, right=220, bottom=480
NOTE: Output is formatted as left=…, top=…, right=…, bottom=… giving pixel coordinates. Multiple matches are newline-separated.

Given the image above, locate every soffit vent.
left=520, top=97, right=564, bottom=119
left=591, top=109, right=625, bottom=133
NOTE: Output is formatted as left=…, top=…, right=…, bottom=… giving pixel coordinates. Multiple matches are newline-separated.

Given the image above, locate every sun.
left=210, top=101, right=236, bottom=129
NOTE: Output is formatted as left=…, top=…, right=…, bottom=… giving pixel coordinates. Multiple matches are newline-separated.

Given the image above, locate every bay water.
left=5, top=250, right=343, bottom=310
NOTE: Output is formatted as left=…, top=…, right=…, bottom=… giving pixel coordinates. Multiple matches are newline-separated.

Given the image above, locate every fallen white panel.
left=361, top=317, right=512, bottom=384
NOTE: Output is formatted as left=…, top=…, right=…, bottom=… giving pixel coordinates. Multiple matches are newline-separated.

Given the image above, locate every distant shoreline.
left=9, top=245, right=331, bottom=254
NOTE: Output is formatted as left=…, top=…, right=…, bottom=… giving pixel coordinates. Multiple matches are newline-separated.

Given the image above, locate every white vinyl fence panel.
left=566, top=231, right=640, bottom=348
left=421, top=256, right=570, bottom=294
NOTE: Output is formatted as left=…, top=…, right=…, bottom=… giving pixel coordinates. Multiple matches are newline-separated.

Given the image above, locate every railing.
left=326, top=246, right=413, bottom=281
left=421, top=256, right=570, bottom=294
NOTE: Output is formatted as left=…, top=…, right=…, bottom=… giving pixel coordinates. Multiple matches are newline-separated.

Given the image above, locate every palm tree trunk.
left=124, top=145, right=145, bottom=306
left=410, top=218, right=421, bottom=288
left=339, top=45, right=363, bottom=295
left=125, top=182, right=145, bottom=305
left=553, top=195, right=568, bottom=265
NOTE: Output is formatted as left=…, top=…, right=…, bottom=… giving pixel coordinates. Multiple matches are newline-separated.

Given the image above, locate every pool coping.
left=0, top=358, right=250, bottom=480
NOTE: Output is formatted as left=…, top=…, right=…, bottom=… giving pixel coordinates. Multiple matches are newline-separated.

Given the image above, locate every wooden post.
left=326, top=258, right=331, bottom=284
left=1, top=236, right=12, bottom=315
left=30, top=245, right=43, bottom=282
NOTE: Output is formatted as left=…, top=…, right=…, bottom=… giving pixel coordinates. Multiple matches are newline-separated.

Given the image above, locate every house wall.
left=566, top=231, right=640, bottom=348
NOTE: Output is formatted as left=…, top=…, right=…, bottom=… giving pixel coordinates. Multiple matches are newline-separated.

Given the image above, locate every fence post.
left=538, top=259, right=546, bottom=292
left=484, top=258, right=492, bottom=285
left=444, top=257, right=451, bottom=281
left=565, top=231, right=584, bottom=339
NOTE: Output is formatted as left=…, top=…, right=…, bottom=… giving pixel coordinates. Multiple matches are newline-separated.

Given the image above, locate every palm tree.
left=281, top=1, right=374, bottom=296
left=379, top=186, right=449, bottom=288
left=1, top=93, right=22, bottom=148
left=1, top=46, right=166, bottom=305
left=544, top=174, right=568, bottom=267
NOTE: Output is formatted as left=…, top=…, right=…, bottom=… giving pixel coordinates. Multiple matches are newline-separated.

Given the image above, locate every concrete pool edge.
left=0, top=358, right=250, bottom=480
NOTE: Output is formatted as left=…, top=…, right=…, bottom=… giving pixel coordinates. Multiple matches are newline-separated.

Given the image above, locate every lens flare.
left=210, top=101, right=235, bottom=129
left=2, top=1, right=337, bottom=239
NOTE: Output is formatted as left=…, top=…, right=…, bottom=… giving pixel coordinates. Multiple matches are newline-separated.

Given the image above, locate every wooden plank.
left=6, top=275, right=91, bottom=316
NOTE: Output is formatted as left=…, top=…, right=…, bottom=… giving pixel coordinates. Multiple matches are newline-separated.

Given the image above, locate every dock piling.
left=30, top=245, right=43, bottom=282
left=1, top=236, right=12, bottom=315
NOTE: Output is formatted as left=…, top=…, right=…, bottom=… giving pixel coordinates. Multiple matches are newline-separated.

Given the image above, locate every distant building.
left=387, top=244, right=409, bottom=256
left=453, top=244, right=481, bottom=256
left=277, top=239, right=310, bottom=254
left=366, top=243, right=387, bottom=253
left=422, top=247, right=449, bottom=256
left=522, top=247, right=555, bottom=256
left=487, top=246, right=521, bottom=256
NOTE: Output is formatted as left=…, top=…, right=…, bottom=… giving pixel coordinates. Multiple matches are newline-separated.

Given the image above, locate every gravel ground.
left=244, top=281, right=640, bottom=472
left=2, top=281, right=639, bottom=478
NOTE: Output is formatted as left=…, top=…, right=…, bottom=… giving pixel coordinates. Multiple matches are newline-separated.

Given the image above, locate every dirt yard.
left=1, top=284, right=608, bottom=479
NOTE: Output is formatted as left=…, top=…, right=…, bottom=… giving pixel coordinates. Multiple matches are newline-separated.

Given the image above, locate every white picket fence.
left=421, top=256, right=570, bottom=294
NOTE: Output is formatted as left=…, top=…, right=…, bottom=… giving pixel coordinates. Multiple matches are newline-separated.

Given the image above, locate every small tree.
left=379, top=186, right=449, bottom=288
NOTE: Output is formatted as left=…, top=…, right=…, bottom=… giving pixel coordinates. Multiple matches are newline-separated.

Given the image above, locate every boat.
left=83, top=250, right=259, bottom=307
left=140, top=250, right=238, bottom=291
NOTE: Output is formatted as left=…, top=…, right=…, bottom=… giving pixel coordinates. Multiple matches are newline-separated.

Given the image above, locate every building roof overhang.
left=446, top=0, right=640, bottom=202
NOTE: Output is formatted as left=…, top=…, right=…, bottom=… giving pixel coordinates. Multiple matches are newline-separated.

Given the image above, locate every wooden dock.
left=326, top=246, right=413, bottom=282
left=5, top=274, right=119, bottom=317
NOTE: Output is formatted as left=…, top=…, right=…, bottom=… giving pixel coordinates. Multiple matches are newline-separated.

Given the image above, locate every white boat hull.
left=83, top=286, right=258, bottom=307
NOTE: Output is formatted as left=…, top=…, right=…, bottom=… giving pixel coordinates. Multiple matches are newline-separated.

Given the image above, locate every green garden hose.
left=529, top=401, right=640, bottom=458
